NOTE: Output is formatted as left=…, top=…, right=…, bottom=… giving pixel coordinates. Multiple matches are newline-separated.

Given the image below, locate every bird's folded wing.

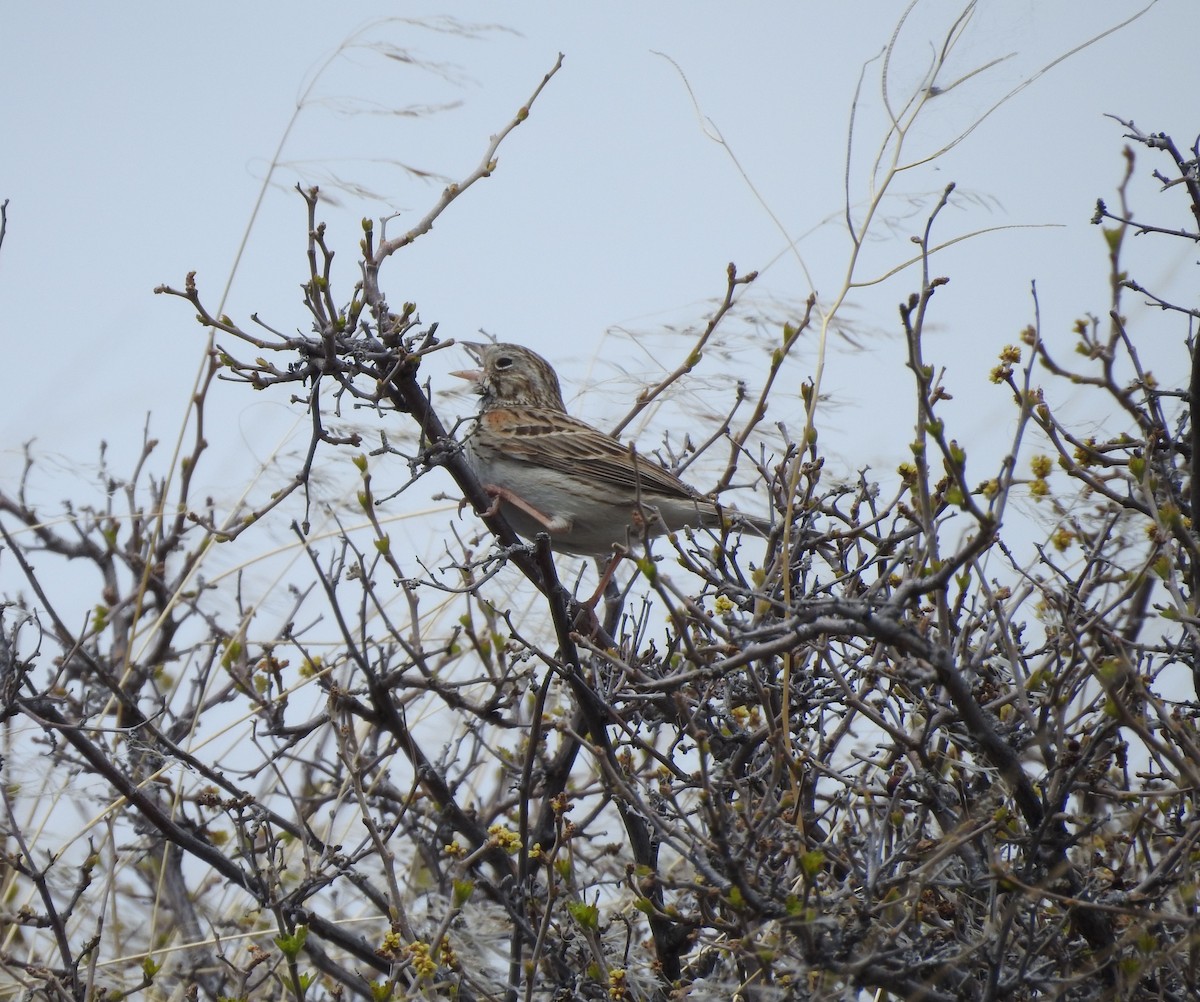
left=490, top=410, right=701, bottom=502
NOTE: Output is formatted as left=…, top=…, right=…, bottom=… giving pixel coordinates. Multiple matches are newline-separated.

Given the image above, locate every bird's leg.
left=597, top=555, right=625, bottom=637
left=583, top=549, right=625, bottom=609
left=570, top=551, right=626, bottom=637
left=481, top=484, right=573, bottom=533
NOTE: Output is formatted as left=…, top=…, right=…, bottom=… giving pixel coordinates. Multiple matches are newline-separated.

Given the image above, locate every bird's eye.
left=495, top=355, right=513, bottom=369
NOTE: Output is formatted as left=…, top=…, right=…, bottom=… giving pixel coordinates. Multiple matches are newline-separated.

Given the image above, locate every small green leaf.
left=634, top=555, right=657, bottom=582
left=452, top=879, right=475, bottom=907
left=567, top=901, right=599, bottom=930
left=369, top=981, right=393, bottom=1002
left=221, top=640, right=243, bottom=670
left=274, top=924, right=308, bottom=959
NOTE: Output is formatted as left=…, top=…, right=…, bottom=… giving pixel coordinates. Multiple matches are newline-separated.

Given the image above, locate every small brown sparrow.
left=452, top=342, right=769, bottom=556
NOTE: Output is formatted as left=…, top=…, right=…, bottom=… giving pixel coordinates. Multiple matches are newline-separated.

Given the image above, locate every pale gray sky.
left=1, top=1, right=1193, bottom=548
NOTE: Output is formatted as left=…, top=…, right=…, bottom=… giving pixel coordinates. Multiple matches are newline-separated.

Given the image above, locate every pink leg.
left=482, top=484, right=572, bottom=534
left=584, top=551, right=624, bottom=608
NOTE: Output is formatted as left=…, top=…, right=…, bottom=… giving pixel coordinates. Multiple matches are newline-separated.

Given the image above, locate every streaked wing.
left=482, top=408, right=701, bottom=501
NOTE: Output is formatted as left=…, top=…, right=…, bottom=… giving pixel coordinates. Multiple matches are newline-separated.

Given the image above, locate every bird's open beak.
left=450, top=342, right=486, bottom=385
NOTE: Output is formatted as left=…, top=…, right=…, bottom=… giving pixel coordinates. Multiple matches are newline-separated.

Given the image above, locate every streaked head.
left=453, top=342, right=567, bottom=411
